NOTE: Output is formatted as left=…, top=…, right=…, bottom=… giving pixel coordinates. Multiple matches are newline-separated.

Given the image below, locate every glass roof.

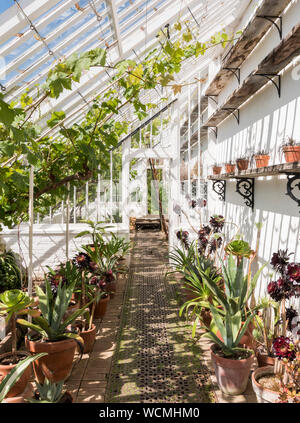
left=0, top=0, right=252, bottom=136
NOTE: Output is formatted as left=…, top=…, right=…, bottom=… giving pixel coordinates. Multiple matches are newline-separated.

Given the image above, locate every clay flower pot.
left=225, top=163, right=236, bottom=173
left=0, top=351, right=32, bottom=398
left=211, top=345, right=255, bottom=395
left=106, top=280, right=117, bottom=299
left=256, top=352, right=275, bottom=368
left=254, top=155, right=270, bottom=168
left=92, top=295, right=110, bottom=319
left=282, top=145, right=300, bottom=163
left=25, top=336, right=77, bottom=384
left=236, top=159, right=249, bottom=171
left=251, top=366, right=280, bottom=403
left=78, top=324, right=97, bottom=354
left=213, top=166, right=222, bottom=175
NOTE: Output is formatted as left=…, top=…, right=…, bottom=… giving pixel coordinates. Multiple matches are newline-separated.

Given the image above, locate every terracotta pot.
left=0, top=351, right=32, bottom=398
left=256, top=352, right=275, bottom=368
left=251, top=366, right=279, bottom=403
left=283, top=146, right=300, bottom=163
left=106, top=280, right=117, bottom=299
left=211, top=345, right=255, bottom=395
left=213, top=166, right=222, bottom=175
left=25, top=336, right=77, bottom=384
left=236, top=159, right=249, bottom=171
left=225, top=164, right=235, bottom=173
left=92, top=295, right=110, bottom=319
left=254, top=155, right=270, bottom=168
left=78, top=324, right=97, bottom=354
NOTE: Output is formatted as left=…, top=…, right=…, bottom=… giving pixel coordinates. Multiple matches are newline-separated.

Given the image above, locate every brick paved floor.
left=65, top=230, right=258, bottom=403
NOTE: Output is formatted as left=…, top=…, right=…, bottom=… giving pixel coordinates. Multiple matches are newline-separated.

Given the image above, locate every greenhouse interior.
left=0, top=0, right=300, bottom=408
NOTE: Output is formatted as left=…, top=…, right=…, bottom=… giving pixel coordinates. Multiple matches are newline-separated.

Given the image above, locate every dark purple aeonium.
left=272, top=336, right=296, bottom=361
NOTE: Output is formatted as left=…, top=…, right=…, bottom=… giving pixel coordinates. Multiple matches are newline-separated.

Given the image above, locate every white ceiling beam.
left=106, top=0, right=123, bottom=57
left=5, top=15, right=114, bottom=92
left=0, top=0, right=62, bottom=45
left=0, top=0, right=79, bottom=57
left=2, top=0, right=105, bottom=77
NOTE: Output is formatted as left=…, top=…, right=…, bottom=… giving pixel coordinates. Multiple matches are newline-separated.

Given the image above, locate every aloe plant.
left=28, top=378, right=67, bottom=403
left=0, top=353, right=47, bottom=402
left=198, top=255, right=266, bottom=356
left=17, top=278, right=95, bottom=344
left=0, top=290, right=38, bottom=359
left=179, top=253, right=223, bottom=337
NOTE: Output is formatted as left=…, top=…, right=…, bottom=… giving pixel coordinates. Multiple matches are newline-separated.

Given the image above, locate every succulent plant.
left=272, top=336, right=296, bottom=361
left=225, top=239, right=253, bottom=258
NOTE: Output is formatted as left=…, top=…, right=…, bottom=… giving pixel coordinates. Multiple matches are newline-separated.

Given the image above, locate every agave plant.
left=28, top=378, right=70, bottom=403
left=0, top=353, right=47, bottom=403
left=0, top=290, right=38, bottom=360
left=179, top=253, right=223, bottom=336
left=198, top=255, right=266, bottom=356
left=17, top=278, right=95, bottom=344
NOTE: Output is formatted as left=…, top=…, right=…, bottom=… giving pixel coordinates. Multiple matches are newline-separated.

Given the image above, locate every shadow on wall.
left=217, top=67, right=300, bottom=164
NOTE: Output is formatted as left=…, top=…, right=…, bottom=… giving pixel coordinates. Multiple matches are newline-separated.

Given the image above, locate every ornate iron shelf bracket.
left=256, top=15, right=282, bottom=39
left=0, top=83, right=6, bottom=92
left=236, top=178, right=255, bottom=210
left=205, top=95, right=218, bottom=105
left=221, top=108, right=240, bottom=125
left=208, top=127, right=218, bottom=138
left=212, top=180, right=226, bottom=202
left=223, top=67, right=240, bottom=84
left=285, top=174, right=300, bottom=211
left=255, top=73, right=281, bottom=98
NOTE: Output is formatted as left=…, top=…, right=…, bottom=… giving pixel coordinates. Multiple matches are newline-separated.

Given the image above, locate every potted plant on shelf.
left=0, top=289, right=40, bottom=398
left=251, top=249, right=300, bottom=402
left=212, top=163, right=222, bottom=175
left=280, top=137, right=300, bottom=163
left=198, top=255, right=265, bottom=395
left=253, top=150, right=270, bottom=168
left=0, top=353, right=47, bottom=403
left=236, top=155, right=250, bottom=171
left=225, top=161, right=235, bottom=173
left=17, top=278, right=95, bottom=383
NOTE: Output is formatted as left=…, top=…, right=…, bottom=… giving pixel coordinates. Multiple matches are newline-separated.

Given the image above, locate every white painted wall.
left=202, top=0, right=300, bottom=304
left=1, top=224, right=129, bottom=280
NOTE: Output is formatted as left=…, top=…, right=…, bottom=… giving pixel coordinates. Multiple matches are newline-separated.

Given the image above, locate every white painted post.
left=110, top=150, right=113, bottom=223
left=188, top=85, right=191, bottom=196
left=28, top=165, right=34, bottom=312
left=198, top=76, right=201, bottom=199
left=73, top=186, right=77, bottom=224
left=122, top=139, right=130, bottom=230
left=85, top=182, right=89, bottom=220
left=66, top=182, right=70, bottom=260
left=97, top=166, right=100, bottom=222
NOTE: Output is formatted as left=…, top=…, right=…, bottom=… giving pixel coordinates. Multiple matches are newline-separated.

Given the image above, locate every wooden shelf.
left=205, top=0, right=291, bottom=97
left=208, top=162, right=300, bottom=180
left=203, top=20, right=300, bottom=128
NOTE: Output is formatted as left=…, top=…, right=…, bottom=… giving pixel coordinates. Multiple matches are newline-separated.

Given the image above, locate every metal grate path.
left=105, top=230, right=215, bottom=403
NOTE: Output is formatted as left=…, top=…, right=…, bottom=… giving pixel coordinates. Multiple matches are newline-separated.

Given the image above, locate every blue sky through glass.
left=0, top=0, right=14, bottom=14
